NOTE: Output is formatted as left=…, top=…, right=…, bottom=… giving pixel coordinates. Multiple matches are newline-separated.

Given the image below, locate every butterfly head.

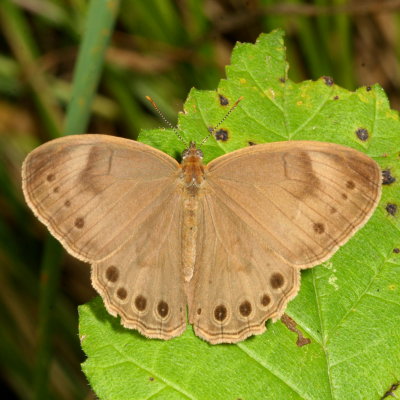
left=182, top=142, right=204, bottom=161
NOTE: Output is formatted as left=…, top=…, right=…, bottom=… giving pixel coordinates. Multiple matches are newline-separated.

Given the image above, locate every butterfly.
left=21, top=101, right=381, bottom=344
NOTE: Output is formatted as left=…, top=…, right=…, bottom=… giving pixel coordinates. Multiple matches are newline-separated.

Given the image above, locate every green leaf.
left=80, top=30, right=400, bottom=400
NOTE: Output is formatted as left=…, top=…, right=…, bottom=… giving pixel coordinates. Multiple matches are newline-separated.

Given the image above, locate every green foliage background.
left=83, top=30, right=400, bottom=400
left=0, top=1, right=399, bottom=399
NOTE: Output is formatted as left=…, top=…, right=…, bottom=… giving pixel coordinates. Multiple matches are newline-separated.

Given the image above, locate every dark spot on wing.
left=157, top=300, right=169, bottom=318
left=239, top=300, right=252, bottom=317
left=346, top=180, right=355, bottom=189
left=283, top=151, right=320, bottom=196
left=261, top=294, right=271, bottom=306
left=64, top=200, right=71, bottom=207
left=53, top=186, right=59, bottom=193
left=214, top=305, right=227, bottom=322
left=135, top=295, right=147, bottom=311
left=106, top=265, right=119, bottom=282
left=197, top=308, right=202, bottom=315
left=342, top=193, right=348, bottom=200
left=74, top=217, right=84, bottom=229
left=313, top=222, right=325, bottom=234
left=270, top=273, right=284, bottom=289
left=116, top=287, right=127, bottom=300
left=330, top=207, right=337, bottom=214
left=46, top=174, right=55, bottom=182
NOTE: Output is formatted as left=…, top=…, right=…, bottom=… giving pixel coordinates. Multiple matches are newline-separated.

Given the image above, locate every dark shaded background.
left=1, top=1, right=399, bottom=399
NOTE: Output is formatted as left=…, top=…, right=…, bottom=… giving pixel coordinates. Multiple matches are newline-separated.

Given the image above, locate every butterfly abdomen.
left=180, top=142, right=206, bottom=282
left=182, top=195, right=200, bottom=282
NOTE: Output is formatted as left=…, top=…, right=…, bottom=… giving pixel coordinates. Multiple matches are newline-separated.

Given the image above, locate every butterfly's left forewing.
left=188, top=140, right=381, bottom=343
left=203, top=141, right=381, bottom=268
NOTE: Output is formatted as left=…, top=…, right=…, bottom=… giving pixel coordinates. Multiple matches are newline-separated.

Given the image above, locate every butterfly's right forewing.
left=22, top=134, right=180, bottom=262
left=22, top=134, right=187, bottom=339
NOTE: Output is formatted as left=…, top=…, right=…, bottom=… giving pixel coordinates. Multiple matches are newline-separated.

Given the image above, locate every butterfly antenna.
left=146, top=96, right=188, bottom=146
left=199, top=96, right=244, bottom=147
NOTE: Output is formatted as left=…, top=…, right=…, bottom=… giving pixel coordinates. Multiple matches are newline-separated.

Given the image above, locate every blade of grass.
left=34, top=0, right=121, bottom=397
left=64, top=0, right=121, bottom=134
left=33, top=236, right=63, bottom=400
left=0, top=0, right=120, bottom=398
left=104, top=67, right=143, bottom=138
left=288, top=0, right=332, bottom=79
left=332, top=0, right=354, bottom=89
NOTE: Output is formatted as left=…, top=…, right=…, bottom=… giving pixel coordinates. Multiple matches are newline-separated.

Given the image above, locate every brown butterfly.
left=22, top=101, right=381, bottom=344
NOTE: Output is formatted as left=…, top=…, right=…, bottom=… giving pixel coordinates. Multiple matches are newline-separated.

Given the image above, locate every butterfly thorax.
left=181, top=142, right=205, bottom=195
left=180, top=142, right=205, bottom=282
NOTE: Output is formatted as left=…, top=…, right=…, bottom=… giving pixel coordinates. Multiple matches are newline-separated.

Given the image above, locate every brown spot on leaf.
left=218, top=94, right=229, bottom=106
left=214, top=128, right=229, bottom=141
left=382, top=169, right=396, bottom=185
left=366, top=86, right=372, bottom=91
left=74, top=217, right=84, bottom=229
left=355, top=128, right=369, bottom=141
left=239, top=300, right=252, bottom=317
left=117, top=287, right=127, bottom=300
left=157, top=300, right=169, bottom=318
left=313, top=222, right=325, bottom=234
left=197, top=308, right=202, bottom=315
left=135, top=295, right=147, bottom=311
left=106, top=265, right=119, bottom=282
left=248, top=141, right=257, bottom=146
left=214, top=305, right=227, bottom=322
left=281, top=314, right=311, bottom=347
left=46, top=174, right=55, bottom=182
left=342, top=193, right=348, bottom=200
left=53, top=186, right=59, bottom=193
left=149, top=377, right=154, bottom=382
left=393, top=248, right=400, bottom=254
left=333, top=95, right=339, bottom=100
left=330, top=207, right=337, bottom=214
left=279, top=77, right=286, bottom=83
left=322, top=76, right=334, bottom=86
left=64, top=200, right=71, bottom=207
left=270, top=273, right=284, bottom=289
left=386, top=203, right=397, bottom=216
